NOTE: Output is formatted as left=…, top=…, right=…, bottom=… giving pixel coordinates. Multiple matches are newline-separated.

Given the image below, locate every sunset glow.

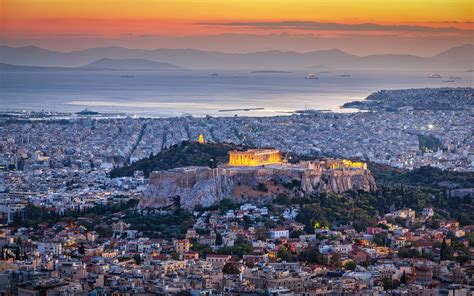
left=3, top=0, right=473, bottom=36
left=1, top=0, right=473, bottom=53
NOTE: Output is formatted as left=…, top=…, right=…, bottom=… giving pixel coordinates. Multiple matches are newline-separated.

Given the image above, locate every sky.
left=1, top=0, right=473, bottom=55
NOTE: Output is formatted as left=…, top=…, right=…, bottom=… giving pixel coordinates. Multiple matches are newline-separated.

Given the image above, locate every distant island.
left=342, top=87, right=474, bottom=111
left=0, top=58, right=183, bottom=71
left=80, top=58, right=183, bottom=70
left=0, top=63, right=77, bottom=72
left=251, top=70, right=292, bottom=74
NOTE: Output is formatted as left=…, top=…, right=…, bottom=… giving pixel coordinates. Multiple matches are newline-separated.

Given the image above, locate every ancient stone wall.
left=140, top=160, right=377, bottom=210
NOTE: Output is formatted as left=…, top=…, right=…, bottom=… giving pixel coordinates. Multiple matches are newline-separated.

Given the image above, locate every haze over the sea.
left=1, top=70, right=473, bottom=117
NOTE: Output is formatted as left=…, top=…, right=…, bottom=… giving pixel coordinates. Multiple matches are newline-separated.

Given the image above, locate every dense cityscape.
left=0, top=87, right=472, bottom=295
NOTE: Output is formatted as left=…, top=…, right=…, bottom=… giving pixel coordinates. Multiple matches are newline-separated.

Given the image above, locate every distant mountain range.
left=0, top=44, right=472, bottom=70
left=81, top=58, right=182, bottom=70
left=0, top=58, right=182, bottom=71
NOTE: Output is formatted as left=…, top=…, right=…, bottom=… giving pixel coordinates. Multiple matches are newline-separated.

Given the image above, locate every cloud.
left=200, top=21, right=473, bottom=34
left=430, top=21, right=474, bottom=24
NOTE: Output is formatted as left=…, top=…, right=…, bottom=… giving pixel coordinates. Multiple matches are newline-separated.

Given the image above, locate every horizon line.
left=1, top=42, right=472, bottom=58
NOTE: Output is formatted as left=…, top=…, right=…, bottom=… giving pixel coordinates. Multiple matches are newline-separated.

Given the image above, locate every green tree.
left=191, top=242, right=213, bottom=258
left=383, top=278, right=393, bottom=291
left=133, top=254, right=142, bottom=265
left=275, top=193, right=291, bottom=206
left=215, top=232, right=223, bottom=245
left=298, top=246, right=323, bottom=264
left=373, top=233, right=388, bottom=247
left=330, top=253, right=341, bottom=268
left=257, top=183, right=268, bottom=192
left=400, top=271, right=407, bottom=285
left=277, top=246, right=293, bottom=262
left=95, top=226, right=113, bottom=238
left=222, top=262, right=240, bottom=274
left=398, top=247, right=420, bottom=258
left=345, top=260, right=357, bottom=271
left=440, top=239, right=454, bottom=261
left=289, top=230, right=305, bottom=239
left=78, top=243, right=85, bottom=255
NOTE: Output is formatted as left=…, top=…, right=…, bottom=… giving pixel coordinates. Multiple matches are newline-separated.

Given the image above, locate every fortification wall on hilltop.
left=140, top=160, right=377, bottom=210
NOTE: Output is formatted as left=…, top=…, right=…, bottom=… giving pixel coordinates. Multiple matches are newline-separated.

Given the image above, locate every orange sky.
left=1, top=0, right=473, bottom=53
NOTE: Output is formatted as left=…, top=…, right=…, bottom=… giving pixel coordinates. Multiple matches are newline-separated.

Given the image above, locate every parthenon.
left=228, top=149, right=282, bottom=166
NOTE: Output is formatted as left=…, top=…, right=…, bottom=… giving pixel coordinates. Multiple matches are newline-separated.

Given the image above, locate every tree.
left=243, top=215, right=253, bottom=228
left=298, top=246, right=323, bottom=264
left=277, top=246, right=292, bottom=262
left=133, top=254, right=142, bottom=265
left=215, top=232, right=223, bottom=245
left=383, top=278, right=393, bottom=291
left=95, top=226, right=113, bottom=238
left=289, top=230, right=305, bottom=239
left=275, top=193, right=291, bottom=206
left=191, top=242, right=213, bottom=258
left=256, top=228, right=268, bottom=241
left=78, top=243, right=85, bottom=255
left=330, top=253, right=341, bottom=268
left=440, top=239, right=454, bottom=261
left=398, top=247, right=420, bottom=258
left=345, top=260, right=357, bottom=271
left=257, top=183, right=268, bottom=192
left=373, top=233, right=387, bottom=247
left=400, top=271, right=407, bottom=285
left=222, top=262, right=240, bottom=274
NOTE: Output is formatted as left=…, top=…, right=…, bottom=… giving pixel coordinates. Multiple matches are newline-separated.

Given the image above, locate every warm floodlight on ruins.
left=228, top=149, right=282, bottom=166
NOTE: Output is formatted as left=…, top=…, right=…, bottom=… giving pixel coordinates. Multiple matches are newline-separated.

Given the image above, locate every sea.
left=1, top=69, right=473, bottom=117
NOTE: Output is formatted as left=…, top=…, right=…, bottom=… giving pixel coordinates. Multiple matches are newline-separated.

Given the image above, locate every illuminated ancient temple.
left=228, top=149, right=282, bottom=166
left=325, top=159, right=367, bottom=170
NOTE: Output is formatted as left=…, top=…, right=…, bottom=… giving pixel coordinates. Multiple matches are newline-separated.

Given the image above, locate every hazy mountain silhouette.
left=81, top=58, right=182, bottom=70
left=0, top=44, right=472, bottom=70
left=432, top=44, right=474, bottom=68
left=0, top=62, right=71, bottom=71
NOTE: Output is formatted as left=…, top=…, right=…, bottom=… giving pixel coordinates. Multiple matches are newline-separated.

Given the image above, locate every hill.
left=0, top=63, right=71, bottom=71
left=434, top=43, right=474, bottom=60
left=80, top=58, right=182, bottom=70
left=342, top=87, right=474, bottom=111
left=368, top=162, right=474, bottom=189
left=109, top=141, right=251, bottom=178
left=1, top=44, right=472, bottom=70
left=114, top=140, right=473, bottom=226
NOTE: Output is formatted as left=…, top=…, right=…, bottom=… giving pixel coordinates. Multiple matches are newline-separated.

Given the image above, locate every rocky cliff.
left=140, top=161, right=377, bottom=210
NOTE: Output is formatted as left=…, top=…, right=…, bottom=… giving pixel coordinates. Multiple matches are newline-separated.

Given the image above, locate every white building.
left=270, top=227, right=289, bottom=240
left=37, top=242, right=62, bottom=255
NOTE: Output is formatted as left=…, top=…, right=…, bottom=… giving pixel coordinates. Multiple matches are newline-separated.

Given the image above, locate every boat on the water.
left=428, top=73, right=442, bottom=78
left=210, top=73, right=219, bottom=77
left=449, top=76, right=462, bottom=79
left=120, top=75, right=135, bottom=78
left=305, top=73, right=318, bottom=79
left=442, top=80, right=455, bottom=82
left=340, top=73, right=351, bottom=77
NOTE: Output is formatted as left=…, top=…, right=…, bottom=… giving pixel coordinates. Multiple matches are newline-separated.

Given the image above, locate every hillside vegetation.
left=109, top=141, right=251, bottom=178
left=15, top=141, right=474, bottom=237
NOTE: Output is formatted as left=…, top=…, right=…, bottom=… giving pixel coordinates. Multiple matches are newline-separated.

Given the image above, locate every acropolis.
left=141, top=148, right=377, bottom=210
left=228, top=149, right=282, bottom=166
